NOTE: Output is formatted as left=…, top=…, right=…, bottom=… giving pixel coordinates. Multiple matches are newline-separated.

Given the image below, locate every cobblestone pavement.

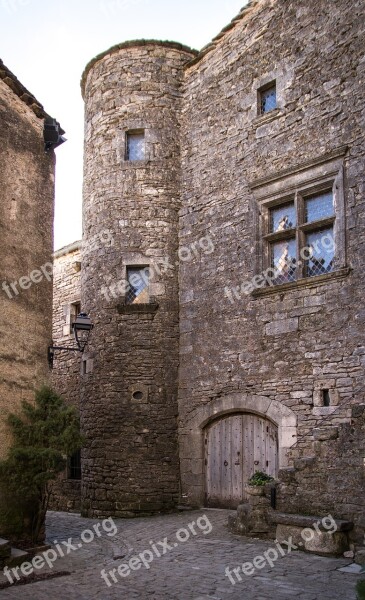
left=0, top=509, right=362, bottom=599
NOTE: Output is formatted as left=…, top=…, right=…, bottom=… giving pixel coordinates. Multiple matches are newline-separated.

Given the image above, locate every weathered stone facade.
left=0, top=61, right=57, bottom=459
left=50, top=242, right=82, bottom=512
left=177, top=0, right=365, bottom=545
left=0, top=60, right=62, bottom=539
left=52, top=0, right=364, bottom=545
left=80, top=41, right=197, bottom=517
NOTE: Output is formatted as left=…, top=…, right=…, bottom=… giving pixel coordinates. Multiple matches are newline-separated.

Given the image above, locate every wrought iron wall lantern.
left=48, top=313, right=93, bottom=369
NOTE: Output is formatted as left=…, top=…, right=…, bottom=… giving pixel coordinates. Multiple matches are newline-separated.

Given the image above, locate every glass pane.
left=270, top=203, right=296, bottom=232
left=271, top=238, right=297, bottom=284
left=305, top=191, right=334, bottom=223
left=306, top=228, right=335, bottom=277
left=126, top=132, right=145, bottom=161
left=261, top=85, right=277, bottom=113
left=126, top=267, right=149, bottom=304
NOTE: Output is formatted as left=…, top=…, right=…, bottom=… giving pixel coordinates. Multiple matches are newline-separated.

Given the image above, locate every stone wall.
left=52, top=0, right=365, bottom=531
left=278, top=405, right=365, bottom=545
left=80, top=41, right=197, bottom=517
left=0, top=63, right=56, bottom=460
left=50, top=242, right=82, bottom=512
left=178, top=0, right=365, bottom=534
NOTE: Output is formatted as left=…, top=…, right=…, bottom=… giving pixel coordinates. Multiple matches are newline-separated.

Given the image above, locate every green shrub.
left=0, top=387, right=83, bottom=544
left=248, top=471, right=274, bottom=486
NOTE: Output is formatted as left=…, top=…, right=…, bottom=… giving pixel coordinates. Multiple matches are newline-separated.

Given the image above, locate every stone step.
left=0, top=538, right=11, bottom=559
left=269, top=512, right=353, bottom=532
left=5, top=548, right=29, bottom=568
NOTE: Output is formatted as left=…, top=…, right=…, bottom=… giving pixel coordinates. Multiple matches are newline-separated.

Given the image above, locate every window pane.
left=271, top=238, right=297, bottom=284
left=126, top=132, right=145, bottom=161
left=270, top=203, right=296, bottom=232
left=305, top=191, right=334, bottom=223
left=306, top=227, right=335, bottom=277
left=126, top=267, right=149, bottom=304
left=261, top=85, right=277, bottom=114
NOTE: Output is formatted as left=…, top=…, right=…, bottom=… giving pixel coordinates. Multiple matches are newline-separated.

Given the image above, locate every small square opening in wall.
left=125, top=130, right=145, bottom=161
left=322, top=389, right=331, bottom=407
left=126, top=266, right=149, bottom=304
left=259, top=82, right=277, bottom=115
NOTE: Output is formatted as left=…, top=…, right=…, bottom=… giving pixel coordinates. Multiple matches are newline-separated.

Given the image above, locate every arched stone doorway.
left=204, top=413, right=278, bottom=508
left=179, top=392, right=297, bottom=508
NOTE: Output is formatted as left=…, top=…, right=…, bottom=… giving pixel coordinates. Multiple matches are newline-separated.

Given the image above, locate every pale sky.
left=0, top=0, right=246, bottom=250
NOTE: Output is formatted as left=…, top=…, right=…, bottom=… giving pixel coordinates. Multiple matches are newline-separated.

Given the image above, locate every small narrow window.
left=126, top=266, right=149, bottom=304
left=68, top=450, right=81, bottom=480
left=304, top=190, right=335, bottom=278
left=70, top=302, right=81, bottom=334
left=126, top=130, right=145, bottom=161
left=322, top=389, right=331, bottom=407
left=259, top=82, right=277, bottom=115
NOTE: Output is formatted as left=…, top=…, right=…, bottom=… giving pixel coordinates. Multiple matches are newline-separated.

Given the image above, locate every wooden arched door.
left=204, top=413, right=278, bottom=508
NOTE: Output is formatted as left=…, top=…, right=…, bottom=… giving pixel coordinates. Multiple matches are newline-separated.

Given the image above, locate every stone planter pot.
left=245, top=485, right=266, bottom=496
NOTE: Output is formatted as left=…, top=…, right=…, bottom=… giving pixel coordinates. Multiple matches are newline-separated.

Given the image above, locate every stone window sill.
left=251, top=267, right=351, bottom=298
left=117, top=302, right=159, bottom=315
left=120, top=160, right=150, bottom=170
left=253, top=108, right=283, bottom=127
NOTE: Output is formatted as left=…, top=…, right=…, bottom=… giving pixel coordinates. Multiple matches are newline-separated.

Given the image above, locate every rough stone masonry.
left=51, top=0, right=365, bottom=547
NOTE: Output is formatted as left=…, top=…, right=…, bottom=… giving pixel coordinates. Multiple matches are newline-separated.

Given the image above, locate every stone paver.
left=0, top=510, right=362, bottom=599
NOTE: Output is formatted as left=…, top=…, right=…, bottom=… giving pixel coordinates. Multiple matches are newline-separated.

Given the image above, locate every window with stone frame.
left=250, top=149, right=347, bottom=290
left=125, top=130, right=145, bottom=161
left=126, top=266, right=150, bottom=304
left=265, top=189, right=336, bottom=285
left=69, top=301, right=81, bottom=333
left=258, top=81, right=277, bottom=115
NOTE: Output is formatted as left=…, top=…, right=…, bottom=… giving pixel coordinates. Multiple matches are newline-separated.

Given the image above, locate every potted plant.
left=245, top=471, right=275, bottom=496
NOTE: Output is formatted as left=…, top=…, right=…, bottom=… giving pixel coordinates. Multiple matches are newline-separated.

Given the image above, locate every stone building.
left=0, top=60, right=64, bottom=537
left=52, top=0, right=365, bottom=544
left=0, top=60, right=63, bottom=460
left=50, top=241, right=82, bottom=511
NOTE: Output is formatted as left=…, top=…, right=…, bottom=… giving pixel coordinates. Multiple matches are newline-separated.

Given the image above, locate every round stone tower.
left=81, top=40, right=197, bottom=517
